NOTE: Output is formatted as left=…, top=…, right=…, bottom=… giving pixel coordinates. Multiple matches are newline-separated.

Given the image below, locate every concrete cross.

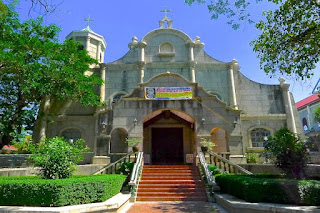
left=161, top=6, right=171, bottom=16
left=84, top=15, right=93, bottom=27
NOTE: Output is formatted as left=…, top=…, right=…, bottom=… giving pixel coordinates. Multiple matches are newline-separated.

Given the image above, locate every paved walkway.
left=124, top=201, right=220, bottom=213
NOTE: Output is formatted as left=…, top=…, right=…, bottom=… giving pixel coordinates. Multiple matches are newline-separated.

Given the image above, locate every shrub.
left=208, top=165, right=222, bottom=176
left=118, top=161, right=134, bottom=176
left=245, top=153, right=259, bottom=163
left=264, top=128, right=310, bottom=179
left=0, top=174, right=126, bottom=207
left=29, top=137, right=89, bottom=179
left=215, top=174, right=320, bottom=205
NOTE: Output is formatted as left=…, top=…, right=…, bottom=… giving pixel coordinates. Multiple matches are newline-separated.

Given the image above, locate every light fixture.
left=133, top=118, right=138, bottom=126
left=263, top=136, right=268, bottom=141
left=233, top=118, right=238, bottom=128
left=201, top=118, right=205, bottom=125
left=101, top=121, right=107, bottom=129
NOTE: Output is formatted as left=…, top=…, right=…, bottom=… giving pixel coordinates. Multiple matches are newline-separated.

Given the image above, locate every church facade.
left=45, top=16, right=303, bottom=164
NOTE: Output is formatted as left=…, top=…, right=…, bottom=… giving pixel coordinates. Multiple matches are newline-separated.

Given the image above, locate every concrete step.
left=137, top=187, right=206, bottom=193
left=140, top=176, right=200, bottom=180
left=138, top=183, right=204, bottom=189
left=139, top=179, right=202, bottom=184
left=137, top=192, right=207, bottom=197
left=136, top=196, right=208, bottom=202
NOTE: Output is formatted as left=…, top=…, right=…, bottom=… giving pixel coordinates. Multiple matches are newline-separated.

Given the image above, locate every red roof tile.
left=296, top=94, right=319, bottom=109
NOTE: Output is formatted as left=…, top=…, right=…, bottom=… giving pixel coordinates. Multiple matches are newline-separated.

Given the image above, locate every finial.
left=161, top=6, right=171, bottom=17
left=84, top=15, right=93, bottom=28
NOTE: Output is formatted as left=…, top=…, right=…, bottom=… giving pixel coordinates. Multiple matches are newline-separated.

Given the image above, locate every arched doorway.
left=210, top=127, right=228, bottom=153
left=143, top=109, right=195, bottom=165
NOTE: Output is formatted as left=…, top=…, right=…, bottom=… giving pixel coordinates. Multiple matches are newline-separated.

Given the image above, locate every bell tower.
left=65, top=16, right=107, bottom=63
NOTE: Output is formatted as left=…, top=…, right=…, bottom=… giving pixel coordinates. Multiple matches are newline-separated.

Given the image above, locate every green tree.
left=264, top=128, right=310, bottom=179
left=186, top=0, right=320, bottom=79
left=0, top=2, right=103, bottom=147
left=29, top=137, right=89, bottom=179
left=315, top=106, right=320, bottom=122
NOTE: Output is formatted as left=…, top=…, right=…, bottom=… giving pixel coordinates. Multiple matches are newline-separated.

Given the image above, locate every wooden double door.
left=151, top=128, right=184, bottom=164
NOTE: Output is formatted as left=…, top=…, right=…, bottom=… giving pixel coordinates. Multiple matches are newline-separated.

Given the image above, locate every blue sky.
left=16, top=0, right=320, bottom=102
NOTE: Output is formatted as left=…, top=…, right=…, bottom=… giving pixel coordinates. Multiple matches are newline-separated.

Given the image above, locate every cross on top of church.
left=84, top=15, right=93, bottom=28
left=161, top=6, right=171, bottom=17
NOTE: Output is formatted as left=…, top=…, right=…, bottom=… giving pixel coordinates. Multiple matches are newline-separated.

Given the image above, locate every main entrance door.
left=152, top=128, right=184, bottom=164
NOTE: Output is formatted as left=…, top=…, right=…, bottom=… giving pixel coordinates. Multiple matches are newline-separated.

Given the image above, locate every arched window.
left=302, top=118, right=308, bottom=131
left=250, top=128, right=270, bottom=147
left=61, top=128, right=81, bottom=142
left=159, top=42, right=174, bottom=53
left=110, top=128, right=128, bottom=153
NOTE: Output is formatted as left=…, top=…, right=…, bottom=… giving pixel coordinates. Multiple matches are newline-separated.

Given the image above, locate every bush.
left=0, top=174, right=126, bottom=207
left=29, top=137, right=89, bottom=179
left=118, top=161, right=134, bottom=176
left=208, top=165, right=222, bottom=176
left=245, top=153, right=259, bottom=163
left=264, top=128, right=310, bottom=179
left=215, top=174, right=320, bottom=205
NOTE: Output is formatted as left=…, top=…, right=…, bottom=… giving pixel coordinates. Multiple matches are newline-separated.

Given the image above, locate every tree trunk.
left=33, top=96, right=50, bottom=143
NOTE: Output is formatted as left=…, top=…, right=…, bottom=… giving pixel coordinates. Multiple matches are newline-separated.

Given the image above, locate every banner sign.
left=145, top=87, right=193, bottom=100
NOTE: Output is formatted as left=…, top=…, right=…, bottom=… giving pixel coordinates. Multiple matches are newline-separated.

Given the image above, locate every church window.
left=61, top=128, right=82, bottom=142
left=250, top=128, right=270, bottom=147
left=110, top=128, right=128, bottom=153
left=159, top=42, right=174, bottom=53
left=302, top=118, right=308, bottom=131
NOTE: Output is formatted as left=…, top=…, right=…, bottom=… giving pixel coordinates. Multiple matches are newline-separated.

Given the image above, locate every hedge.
left=215, top=174, right=320, bottom=206
left=0, top=174, right=126, bottom=207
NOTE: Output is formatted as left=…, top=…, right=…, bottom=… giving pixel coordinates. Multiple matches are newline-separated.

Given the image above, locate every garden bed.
left=215, top=174, right=320, bottom=206
left=0, top=174, right=126, bottom=207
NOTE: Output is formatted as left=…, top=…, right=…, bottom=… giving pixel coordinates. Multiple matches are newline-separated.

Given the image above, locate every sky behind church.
left=16, top=0, right=320, bottom=102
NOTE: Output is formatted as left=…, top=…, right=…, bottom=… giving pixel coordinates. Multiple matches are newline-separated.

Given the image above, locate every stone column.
left=187, top=42, right=196, bottom=82
left=137, top=61, right=146, bottom=83
left=100, top=64, right=106, bottom=103
left=96, top=42, right=102, bottom=62
left=86, top=36, right=91, bottom=51
left=138, top=42, right=147, bottom=83
left=280, top=78, right=297, bottom=134
left=229, top=59, right=239, bottom=110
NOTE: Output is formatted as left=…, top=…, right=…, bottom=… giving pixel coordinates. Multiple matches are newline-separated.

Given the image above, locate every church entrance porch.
left=151, top=128, right=184, bottom=164
left=143, top=109, right=196, bottom=165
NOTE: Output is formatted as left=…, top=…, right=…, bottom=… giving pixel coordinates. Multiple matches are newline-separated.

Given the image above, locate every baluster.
left=218, top=158, right=222, bottom=169
left=222, top=161, right=226, bottom=172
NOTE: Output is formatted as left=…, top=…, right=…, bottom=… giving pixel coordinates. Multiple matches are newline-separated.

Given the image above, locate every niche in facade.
left=158, top=42, right=175, bottom=57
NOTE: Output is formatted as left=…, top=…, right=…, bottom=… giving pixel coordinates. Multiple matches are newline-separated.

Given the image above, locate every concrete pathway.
left=124, top=201, right=225, bottom=213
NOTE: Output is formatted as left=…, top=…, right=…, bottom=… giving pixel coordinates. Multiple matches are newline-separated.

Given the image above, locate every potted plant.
left=200, top=137, right=216, bottom=153
left=126, top=137, right=142, bottom=152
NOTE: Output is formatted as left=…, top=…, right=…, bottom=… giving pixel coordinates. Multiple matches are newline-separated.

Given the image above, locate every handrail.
left=93, top=151, right=135, bottom=175
left=129, top=151, right=143, bottom=186
left=199, top=151, right=215, bottom=186
left=207, top=151, right=252, bottom=175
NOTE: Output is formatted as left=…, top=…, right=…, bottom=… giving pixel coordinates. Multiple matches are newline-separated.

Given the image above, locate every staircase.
left=136, top=165, right=207, bottom=201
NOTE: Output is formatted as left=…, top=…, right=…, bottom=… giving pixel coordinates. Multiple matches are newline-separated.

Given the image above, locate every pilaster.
left=229, top=59, right=239, bottom=110
left=280, top=78, right=297, bottom=133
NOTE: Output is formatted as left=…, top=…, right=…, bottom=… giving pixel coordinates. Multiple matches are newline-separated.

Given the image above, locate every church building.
left=45, top=14, right=303, bottom=164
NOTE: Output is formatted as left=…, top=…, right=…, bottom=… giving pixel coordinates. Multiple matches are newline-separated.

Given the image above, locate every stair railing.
left=199, top=151, right=215, bottom=186
left=206, top=151, right=252, bottom=175
left=93, top=151, right=137, bottom=175
left=128, top=151, right=144, bottom=201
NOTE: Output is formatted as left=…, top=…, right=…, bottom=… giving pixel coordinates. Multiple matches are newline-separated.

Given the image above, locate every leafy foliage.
left=185, top=0, right=263, bottom=29
left=264, top=128, right=310, bottom=179
left=208, top=165, right=222, bottom=176
left=200, top=137, right=216, bottom=151
left=126, top=137, right=142, bottom=147
left=0, top=3, right=102, bottom=147
left=118, top=161, right=134, bottom=176
left=0, top=174, right=126, bottom=207
left=315, top=106, right=320, bottom=123
left=29, top=137, right=89, bottom=179
left=245, top=152, right=259, bottom=163
left=215, top=174, right=320, bottom=205
left=252, top=0, right=320, bottom=79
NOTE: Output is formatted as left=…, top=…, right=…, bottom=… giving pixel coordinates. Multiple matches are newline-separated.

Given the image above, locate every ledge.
left=215, top=193, right=320, bottom=213
left=0, top=193, right=130, bottom=213
left=158, top=52, right=175, bottom=57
